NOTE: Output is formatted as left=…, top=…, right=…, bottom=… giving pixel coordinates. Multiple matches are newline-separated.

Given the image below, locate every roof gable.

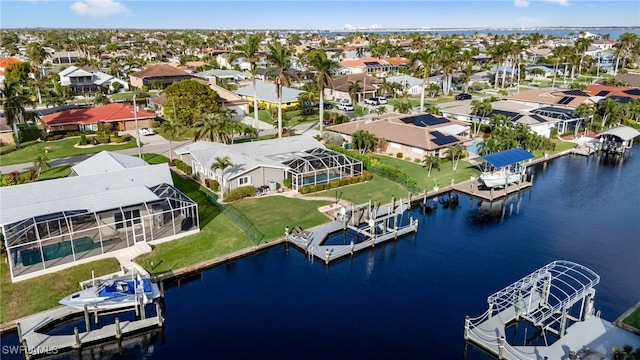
left=130, top=64, right=192, bottom=79
left=41, top=103, right=156, bottom=126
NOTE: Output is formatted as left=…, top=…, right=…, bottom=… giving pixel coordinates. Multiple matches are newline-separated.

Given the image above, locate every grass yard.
left=0, top=137, right=137, bottom=166
left=623, top=306, right=640, bottom=330
left=230, top=196, right=332, bottom=240
left=3, top=165, right=72, bottom=183
left=373, top=154, right=481, bottom=191
left=155, top=126, right=195, bottom=141
left=0, top=258, right=121, bottom=323
left=310, top=176, right=409, bottom=205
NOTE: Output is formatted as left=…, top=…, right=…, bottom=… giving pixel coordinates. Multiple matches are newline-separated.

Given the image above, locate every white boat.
left=479, top=165, right=526, bottom=188
left=478, top=148, right=534, bottom=189
left=59, top=274, right=161, bottom=310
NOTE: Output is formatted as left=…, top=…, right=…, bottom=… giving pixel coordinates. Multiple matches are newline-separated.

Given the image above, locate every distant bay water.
left=2, top=151, right=639, bottom=359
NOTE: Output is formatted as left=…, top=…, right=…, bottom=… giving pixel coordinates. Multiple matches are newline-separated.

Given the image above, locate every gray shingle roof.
left=234, top=81, right=304, bottom=104
left=72, top=151, right=148, bottom=176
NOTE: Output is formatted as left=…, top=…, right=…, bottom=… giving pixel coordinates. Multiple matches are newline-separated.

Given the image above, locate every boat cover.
left=480, top=148, right=534, bottom=168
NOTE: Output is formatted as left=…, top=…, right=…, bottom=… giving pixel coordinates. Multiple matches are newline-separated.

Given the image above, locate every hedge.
left=173, top=159, right=193, bottom=175
left=327, top=145, right=421, bottom=193
left=224, top=185, right=256, bottom=202
left=298, top=171, right=372, bottom=194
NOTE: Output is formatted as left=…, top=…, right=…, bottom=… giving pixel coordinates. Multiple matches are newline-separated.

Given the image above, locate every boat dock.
left=287, top=198, right=418, bottom=264
left=16, top=300, right=163, bottom=358
left=464, top=260, right=640, bottom=359
left=451, top=176, right=532, bottom=202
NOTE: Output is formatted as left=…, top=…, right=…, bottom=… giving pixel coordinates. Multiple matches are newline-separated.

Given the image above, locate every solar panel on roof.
left=430, top=131, right=459, bottom=146
left=400, top=114, right=449, bottom=127
left=595, top=90, right=611, bottom=96
left=563, top=90, right=590, bottom=97
left=530, top=115, right=547, bottom=123
left=557, top=96, right=574, bottom=105
left=608, top=96, right=632, bottom=104
left=623, top=88, right=640, bottom=96
left=511, top=115, right=524, bottom=122
left=491, top=109, right=520, bottom=119
left=364, top=61, right=380, bottom=66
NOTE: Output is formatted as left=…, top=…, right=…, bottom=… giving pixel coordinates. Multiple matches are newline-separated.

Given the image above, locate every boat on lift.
left=478, top=148, right=534, bottom=189
left=59, top=274, right=160, bottom=310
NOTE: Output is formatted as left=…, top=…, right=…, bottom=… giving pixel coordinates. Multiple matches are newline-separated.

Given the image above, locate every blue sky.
left=1, top=0, right=639, bottom=29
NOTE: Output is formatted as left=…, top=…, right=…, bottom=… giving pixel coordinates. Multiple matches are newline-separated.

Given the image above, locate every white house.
left=59, top=66, right=129, bottom=94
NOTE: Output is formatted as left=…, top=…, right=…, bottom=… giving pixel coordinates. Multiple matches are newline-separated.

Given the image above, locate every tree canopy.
left=163, top=80, right=221, bottom=126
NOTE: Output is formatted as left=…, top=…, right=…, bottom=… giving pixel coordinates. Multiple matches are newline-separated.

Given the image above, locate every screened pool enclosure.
left=2, top=183, right=198, bottom=279
left=283, top=148, right=363, bottom=191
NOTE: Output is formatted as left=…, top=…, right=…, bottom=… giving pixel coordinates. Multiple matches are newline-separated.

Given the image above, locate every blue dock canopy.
left=480, top=148, right=534, bottom=168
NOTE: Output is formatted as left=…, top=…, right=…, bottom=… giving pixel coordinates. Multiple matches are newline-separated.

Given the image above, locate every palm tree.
left=307, top=50, right=337, bottom=135
left=574, top=37, right=593, bottom=77
left=470, top=98, right=493, bottom=136
left=351, top=130, right=377, bottom=155
left=426, top=106, right=442, bottom=116
left=26, top=42, right=48, bottom=77
left=551, top=46, right=571, bottom=89
left=32, top=151, right=51, bottom=180
left=421, top=154, right=440, bottom=177
left=597, top=98, right=623, bottom=128
left=193, top=112, right=233, bottom=144
left=161, top=118, right=181, bottom=162
left=210, top=156, right=233, bottom=202
left=445, top=143, right=466, bottom=170
left=393, top=91, right=413, bottom=114
left=347, top=80, right=362, bottom=104
left=409, top=47, right=436, bottom=112
left=0, top=78, right=32, bottom=148
left=574, top=103, right=595, bottom=132
left=265, top=41, right=296, bottom=138
left=234, top=34, right=263, bottom=134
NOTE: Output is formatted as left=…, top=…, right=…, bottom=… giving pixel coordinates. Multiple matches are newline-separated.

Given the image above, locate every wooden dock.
left=451, top=178, right=532, bottom=202
left=18, top=304, right=163, bottom=358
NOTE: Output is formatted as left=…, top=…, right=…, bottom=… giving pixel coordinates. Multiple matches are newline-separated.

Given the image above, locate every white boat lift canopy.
left=487, top=260, right=600, bottom=327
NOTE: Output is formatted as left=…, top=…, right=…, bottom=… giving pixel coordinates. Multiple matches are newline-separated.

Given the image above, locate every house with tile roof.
left=327, top=73, right=383, bottom=103
left=40, top=103, right=156, bottom=132
left=505, top=89, right=596, bottom=109
left=129, top=64, right=193, bottom=89
left=585, top=84, right=640, bottom=104
left=338, top=57, right=409, bottom=76
left=328, top=112, right=470, bottom=158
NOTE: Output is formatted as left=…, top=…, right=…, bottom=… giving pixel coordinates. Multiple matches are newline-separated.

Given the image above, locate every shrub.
left=204, top=178, right=210, bottom=187
left=309, top=185, right=318, bottom=193
left=299, top=186, right=310, bottom=194
left=329, top=180, right=340, bottom=189
left=45, top=134, right=65, bottom=141
left=150, top=120, right=161, bottom=128
left=413, top=158, right=421, bottom=163
left=224, top=185, right=256, bottom=202
left=209, top=179, right=220, bottom=191
left=78, top=134, right=88, bottom=146
left=283, top=178, right=292, bottom=189
left=339, top=178, right=349, bottom=186
left=396, top=152, right=403, bottom=159
left=18, top=124, right=43, bottom=142
left=94, top=136, right=110, bottom=144
left=362, top=170, right=373, bottom=181
left=168, top=159, right=175, bottom=167
left=1, top=175, right=16, bottom=187
left=110, top=135, right=126, bottom=143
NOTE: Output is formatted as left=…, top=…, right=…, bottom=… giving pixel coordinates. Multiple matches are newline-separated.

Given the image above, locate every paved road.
left=0, top=118, right=321, bottom=174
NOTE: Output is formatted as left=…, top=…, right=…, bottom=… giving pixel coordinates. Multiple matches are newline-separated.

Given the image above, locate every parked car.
left=138, top=127, right=156, bottom=136
left=337, top=103, right=354, bottom=111
left=455, top=93, right=472, bottom=100
left=323, top=117, right=334, bottom=126
left=321, top=102, right=333, bottom=109
left=364, top=97, right=388, bottom=105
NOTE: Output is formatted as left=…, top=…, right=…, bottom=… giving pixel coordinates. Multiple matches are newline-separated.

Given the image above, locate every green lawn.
left=373, top=154, right=481, bottom=191
left=110, top=92, right=137, bottom=101
left=230, top=196, right=332, bottom=240
left=623, top=306, right=640, bottom=329
left=0, top=258, right=121, bottom=323
left=3, top=165, right=72, bottom=182
left=155, top=126, right=196, bottom=141
left=310, top=176, right=409, bottom=205
left=0, top=137, right=137, bottom=166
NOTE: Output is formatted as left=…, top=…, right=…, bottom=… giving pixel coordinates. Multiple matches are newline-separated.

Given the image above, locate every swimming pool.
left=466, top=140, right=481, bottom=154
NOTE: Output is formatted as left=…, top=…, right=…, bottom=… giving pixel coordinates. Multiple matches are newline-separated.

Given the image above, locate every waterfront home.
left=505, top=89, right=596, bottom=109
left=174, top=136, right=363, bottom=193
left=337, top=57, right=409, bottom=77
left=129, top=64, right=193, bottom=89
left=40, top=103, right=156, bottom=132
left=585, top=84, right=640, bottom=103
left=441, top=100, right=565, bottom=138
left=234, top=80, right=304, bottom=110
left=327, top=112, right=470, bottom=158
left=327, top=73, right=383, bottom=103
left=0, top=152, right=199, bottom=282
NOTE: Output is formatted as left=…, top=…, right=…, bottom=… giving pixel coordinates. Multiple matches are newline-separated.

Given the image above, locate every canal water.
left=2, top=151, right=639, bottom=359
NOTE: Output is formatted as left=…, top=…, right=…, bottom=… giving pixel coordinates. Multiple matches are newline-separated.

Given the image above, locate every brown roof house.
left=506, top=89, right=596, bottom=109
left=327, top=73, right=384, bottom=103
left=129, top=64, right=193, bottom=89
left=328, top=112, right=470, bottom=158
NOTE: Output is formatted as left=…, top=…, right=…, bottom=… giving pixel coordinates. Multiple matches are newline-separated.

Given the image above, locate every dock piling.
left=73, top=326, right=81, bottom=349
left=464, top=316, right=470, bottom=340
left=16, top=322, right=23, bottom=345
left=84, top=305, right=90, bottom=332
left=156, top=303, right=163, bottom=327
left=115, top=317, right=122, bottom=339
left=498, top=336, right=505, bottom=359
left=159, top=280, right=164, bottom=298
left=21, top=339, right=30, bottom=360
left=139, top=296, right=146, bottom=320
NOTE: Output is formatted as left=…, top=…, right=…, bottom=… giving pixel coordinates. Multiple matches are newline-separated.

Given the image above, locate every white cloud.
left=543, top=0, right=570, bottom=6
left=70, top=0, right=132, bottom=17
left=514, top=0, right=530, bottom=7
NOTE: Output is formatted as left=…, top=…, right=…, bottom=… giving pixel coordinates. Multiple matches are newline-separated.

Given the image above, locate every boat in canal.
left=478, top=148, right=534, bottom=188
left=59, top=274, right=161, bottom=310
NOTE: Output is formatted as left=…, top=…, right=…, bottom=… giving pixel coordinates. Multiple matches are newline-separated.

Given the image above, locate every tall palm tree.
left=193, top=112, right=234, bottom=144
left=551, top=46, right=571, bottom=89
left=0, top=78, right=32, bottom=148
left=347, top=80, right=362, bottom=104
left=265, top=41, right=296, bottom=138
left=574, top=37, right=593, bottom=77
left=234, top=34, right=263, bottom=134
left=574, top=103, right=595, bottom=132
left=393, top=91, right=413, bottom=114
left=210, top=156, right=233, bottom=202
left=409, top=47, right=436, bottom=112
left=161, top=118, right=181, bottom=162
left=470, top=98, right=493, bottom=136
left=351, top=130, right=377, bottom=155
left=445, top=144, right=466, bottom=170
left=421, top=154, right=440, bottom=177
left=26, top=42, right=48, bottom=77
left=307, top=50, right=337, bottom=134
